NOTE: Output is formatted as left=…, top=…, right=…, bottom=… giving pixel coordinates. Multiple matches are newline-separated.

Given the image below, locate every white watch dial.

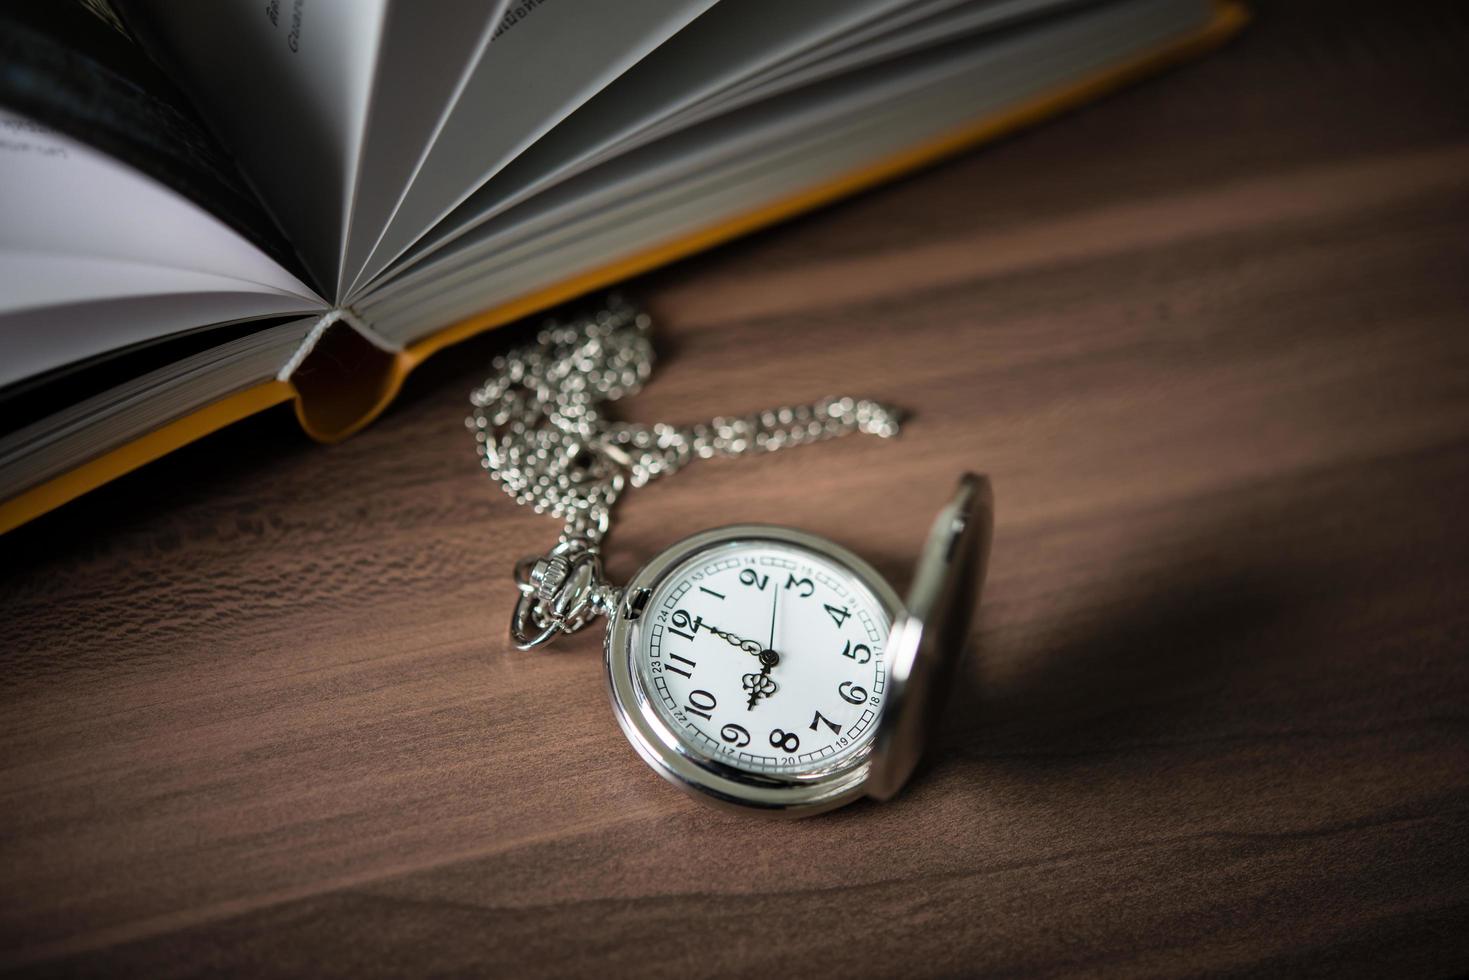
left=634, top=539, right=891, bottom=776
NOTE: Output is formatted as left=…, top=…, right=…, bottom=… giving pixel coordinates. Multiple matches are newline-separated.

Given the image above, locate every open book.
left=0, top=0, right=1243, bottom=533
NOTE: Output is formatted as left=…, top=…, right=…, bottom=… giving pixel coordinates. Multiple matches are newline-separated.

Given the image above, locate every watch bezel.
left=604, top=523, right=902, bottom=816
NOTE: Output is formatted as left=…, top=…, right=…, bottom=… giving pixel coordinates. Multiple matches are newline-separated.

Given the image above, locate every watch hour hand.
left=742, top=669, right=778, bottom=709
left=704, top=623, right=766, bottom=657
left=743, top=649, right=782, bottom=709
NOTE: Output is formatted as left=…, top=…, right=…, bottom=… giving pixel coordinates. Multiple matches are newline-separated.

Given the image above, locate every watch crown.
left=532, top=555, right=571, bottom=603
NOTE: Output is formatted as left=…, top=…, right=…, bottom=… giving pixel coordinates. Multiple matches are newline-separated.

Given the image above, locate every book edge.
left=0, top=380, right=296, bottom=534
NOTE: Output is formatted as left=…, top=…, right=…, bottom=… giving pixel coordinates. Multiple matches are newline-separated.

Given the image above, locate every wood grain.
left=3, top=1, right=1469, bottom=975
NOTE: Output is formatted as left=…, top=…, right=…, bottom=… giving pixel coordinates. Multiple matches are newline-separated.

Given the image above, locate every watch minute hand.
left=768, top=585, right=778, bottom=652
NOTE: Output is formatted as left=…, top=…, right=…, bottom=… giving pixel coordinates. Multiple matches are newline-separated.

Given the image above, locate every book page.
left=637, top=0, right=1087, bottom=148
left=0, top=1, right=309, bottom=285
left=118, top=0, right=391, bottom=295
left=0, top=111, right=321, bottom=388
left=338, top=1, right=510, bottom=299
left=0, top=267, right=318, bottom=390
left=353, top=0, right=934, bottom=292
left=347, top=0, right=720, bottom=295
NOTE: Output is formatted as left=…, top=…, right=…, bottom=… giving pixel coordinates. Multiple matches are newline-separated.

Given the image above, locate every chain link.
left=468, top=295, right=902, bottom=648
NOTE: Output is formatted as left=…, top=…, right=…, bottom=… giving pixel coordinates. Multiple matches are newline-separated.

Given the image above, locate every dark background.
left=3, top=1, right=1468, bottom=975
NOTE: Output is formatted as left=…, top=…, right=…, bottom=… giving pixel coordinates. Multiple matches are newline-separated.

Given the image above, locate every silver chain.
left=467, top=295, right=902, bottom=649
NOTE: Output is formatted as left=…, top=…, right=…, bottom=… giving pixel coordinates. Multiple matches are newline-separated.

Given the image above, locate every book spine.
left=280, top=308, right=412, bottom=443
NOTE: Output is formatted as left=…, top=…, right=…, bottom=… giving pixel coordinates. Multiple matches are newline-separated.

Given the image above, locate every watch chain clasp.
left=510, top=537, right=617, bottom=650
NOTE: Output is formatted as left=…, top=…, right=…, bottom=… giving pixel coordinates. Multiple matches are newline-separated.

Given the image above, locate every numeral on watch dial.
left=739, top=569, right=769, bottom=590
left=769, top=728, right=801, bottom=753
left=685, top=689, right=717, bottom=720
left=809, top=710, right=842, bottom=735
left=785, top=574, right=815, bottom=597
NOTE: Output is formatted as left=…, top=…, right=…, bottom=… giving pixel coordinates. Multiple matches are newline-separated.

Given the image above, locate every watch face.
left=614, top=529, right=897, bottom=796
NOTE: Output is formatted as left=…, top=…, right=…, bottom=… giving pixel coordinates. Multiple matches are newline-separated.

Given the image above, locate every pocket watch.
left=468, top=297, right=993, bottom=815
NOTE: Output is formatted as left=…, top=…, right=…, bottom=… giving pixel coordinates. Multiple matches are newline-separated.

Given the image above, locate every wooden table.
left=4, top=2, right=1467, bottom=975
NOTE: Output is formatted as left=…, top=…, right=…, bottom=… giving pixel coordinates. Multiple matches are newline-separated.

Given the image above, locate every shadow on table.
left=936, top=502, right=1324, bottom=773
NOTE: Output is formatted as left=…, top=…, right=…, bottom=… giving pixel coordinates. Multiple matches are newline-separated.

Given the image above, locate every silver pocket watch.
left=468, top=297, right=993, bottom=815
